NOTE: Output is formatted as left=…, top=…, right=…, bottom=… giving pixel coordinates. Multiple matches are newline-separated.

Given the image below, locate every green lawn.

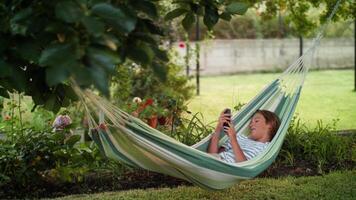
left=48, top=170, right=356, bottom=200
left=186, top=69, right=356, bottom=130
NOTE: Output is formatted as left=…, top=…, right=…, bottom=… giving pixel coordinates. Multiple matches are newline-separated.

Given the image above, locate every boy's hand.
left=98, top=123, right=108, bottom=130
left=224, top=122, right=236, bottom=138
left=216, top=110, right=232, bottom=132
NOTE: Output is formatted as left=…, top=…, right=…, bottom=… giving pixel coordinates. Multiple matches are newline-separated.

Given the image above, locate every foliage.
left=0, top=0, right=353, bottom=113
left=0, top=0, right=168, bottom=112
left=110, top=65, right=133, bottom=104
left=167, top=112, right=214, bottom=146
left=165, top=0, right=249, bottom=31
left=127, top=98, right=168, bottom=119
left=0, top=93, right=54, bottom=133
left=279, top=116, right=355, bottom=173
left=130, top=61, right=195, bottom=102
left=106, top=48, right=195, bottom=129
left=0, top=126, right=122, bottom=190
left=0, top=0, right=250, bottom=113
left=113, top=57, right=195, bottom=123
left=255, top=0, right=355, bottom=37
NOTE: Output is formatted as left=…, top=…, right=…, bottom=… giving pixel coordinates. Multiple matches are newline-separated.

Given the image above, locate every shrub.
left=113, top=59, right=195, bottom=130
left=0, top=127, right=122, bottom=193
left=279, top=116, right=355, bottom=173
left=167, top=112, right=215, bottom=146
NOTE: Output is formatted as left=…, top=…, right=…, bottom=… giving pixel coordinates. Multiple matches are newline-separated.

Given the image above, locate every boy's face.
left=248, top=113, right=271, bottom=140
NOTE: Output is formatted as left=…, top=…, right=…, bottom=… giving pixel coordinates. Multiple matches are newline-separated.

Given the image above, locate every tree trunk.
left=299, top=35, right=303, bottom=57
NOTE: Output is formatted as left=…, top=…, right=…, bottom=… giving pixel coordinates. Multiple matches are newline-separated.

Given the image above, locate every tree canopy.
left=0, top=0, right=353, bottom=112
left=0, top=0, right=250, bottom=112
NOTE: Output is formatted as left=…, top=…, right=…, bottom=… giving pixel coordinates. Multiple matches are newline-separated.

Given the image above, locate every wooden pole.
left=354, top=20, right=356, bottom=91
left=196, top=15, right=200, bottom=96
left=186, top=37, right=190, bottom=77
left=299, top=35, right=303, bottom=57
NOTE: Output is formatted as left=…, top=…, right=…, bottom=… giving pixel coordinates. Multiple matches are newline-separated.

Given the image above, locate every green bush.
left=130, top=63, right=194, bottom=103
left=279, top=116, right=355, bottom=173
left=111, top=58, right=195, bottom=129
left=0, top=127, right=121, bottom=189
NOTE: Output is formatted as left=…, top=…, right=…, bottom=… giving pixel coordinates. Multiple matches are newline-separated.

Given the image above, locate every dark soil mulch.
left=260, top=160, right=355, bottom=178
left=1, top=161, right=355, bottom=199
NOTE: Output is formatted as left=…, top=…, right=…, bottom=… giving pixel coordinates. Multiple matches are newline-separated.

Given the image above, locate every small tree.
left=0, top=0, right=250, bottom=112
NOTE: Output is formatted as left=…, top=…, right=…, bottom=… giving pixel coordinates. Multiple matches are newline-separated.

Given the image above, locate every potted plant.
left=129, top=97, right=167, bottom=128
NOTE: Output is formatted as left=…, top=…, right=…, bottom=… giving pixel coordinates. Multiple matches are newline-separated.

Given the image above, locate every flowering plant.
left=131, top=98, right=166, bottom=118
left=52, top=114, right=72, bottom=131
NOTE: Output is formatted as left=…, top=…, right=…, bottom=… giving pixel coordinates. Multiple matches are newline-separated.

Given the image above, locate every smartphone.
left=223, top=108, right=231, bottom=132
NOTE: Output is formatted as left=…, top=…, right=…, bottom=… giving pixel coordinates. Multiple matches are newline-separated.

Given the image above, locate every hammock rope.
left=71, top=0, right=343, bottom=190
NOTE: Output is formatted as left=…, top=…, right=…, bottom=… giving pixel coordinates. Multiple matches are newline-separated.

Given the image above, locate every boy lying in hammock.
left=208, top=109, right=280, bottom=163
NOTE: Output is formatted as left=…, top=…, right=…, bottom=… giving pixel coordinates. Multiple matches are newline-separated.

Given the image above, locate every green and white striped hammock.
left=72, top=1, right=341, bottom=190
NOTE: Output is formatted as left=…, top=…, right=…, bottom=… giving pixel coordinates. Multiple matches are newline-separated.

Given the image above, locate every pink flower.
left=178, top=41, right=185, bottom=49
left=52, top=115, right=72, bottom=130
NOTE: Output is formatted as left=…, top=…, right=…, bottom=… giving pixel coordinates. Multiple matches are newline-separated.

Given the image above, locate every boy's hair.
left=255, top=110, right=281, bottom=140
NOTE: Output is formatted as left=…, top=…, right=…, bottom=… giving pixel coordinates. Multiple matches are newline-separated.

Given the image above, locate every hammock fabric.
left=72, top=1, right=341, bottom=190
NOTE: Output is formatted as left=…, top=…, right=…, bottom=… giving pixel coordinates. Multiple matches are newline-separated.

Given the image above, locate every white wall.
left=175, top=38, right=354, bottom=76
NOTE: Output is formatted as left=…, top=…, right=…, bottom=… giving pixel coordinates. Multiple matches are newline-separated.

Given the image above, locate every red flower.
left=4, top=115, right=11, bottom=121
left=145, top=98, right=154, bottom=106
left=134, top=98, right=155, bottom=116
left=178, top=42, right=185, bottom=49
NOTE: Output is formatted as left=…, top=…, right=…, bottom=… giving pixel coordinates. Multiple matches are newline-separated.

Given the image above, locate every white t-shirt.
left=219, top=134, right=269, bottom=163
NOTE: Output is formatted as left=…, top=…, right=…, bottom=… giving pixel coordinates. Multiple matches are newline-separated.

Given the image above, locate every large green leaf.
left=127, top=44, right=154, bottom=66
left=81, top=16, right=105, bottom=37
left=134, top=0, right=158, bottom=19
left=0, top=87, right=9, bottom=98
left=11, top=8, right=33, bottom=23
left=226, top=2, right=248, bottom=15
left=142, top=19, right=164, bottom=36
left=87, top=47, right=121, bottom=72
left=55, top=1, right=84, bottom=23
left=0, top=37, right=8, bottom=54
left=219, top=12, right=232, bottom=21
left=151, top=62, right=167, bottom=82
left=92, top=3, right=137, bottom=34
left=152, top=46, right=169, bottom=62
left=0, top=60, right=12, bottom=77
left=30, top=87, right=46, bottom=105
left=92, top=33, right=120, bottom=51
left=182, top=12, right=195, bottom=31
left=133, top=33, right=157, bottom=45
left=44, top=94, right=60, bottom=113
left=89, top=66, right=109, bottom=96
left=39, top=43, right=77, bottom=67
left=45, top=66, right=71, bottom=86
left=204, top=6, right=219, bottom=30
left=72, top=67, right=92, bottom=86
left=14, top=41, right=41, bottom=63
left=10, top=8, right=32, bottom=35
left=65, top=135, right=81, bottom=147
left=164, top=8, right=187, bottom=21
left=64, top=85, right=78, bottom=102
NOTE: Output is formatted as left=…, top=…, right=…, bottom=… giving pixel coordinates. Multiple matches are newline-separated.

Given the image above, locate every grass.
left=186, top=69, right=356, bottom=130
left=48, top=170, right=356, bottom=200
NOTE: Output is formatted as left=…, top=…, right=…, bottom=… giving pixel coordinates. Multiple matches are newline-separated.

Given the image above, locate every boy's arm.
left=226, top=122, right=247, bottom=162
left=228, top=134, right=247, bottom=162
